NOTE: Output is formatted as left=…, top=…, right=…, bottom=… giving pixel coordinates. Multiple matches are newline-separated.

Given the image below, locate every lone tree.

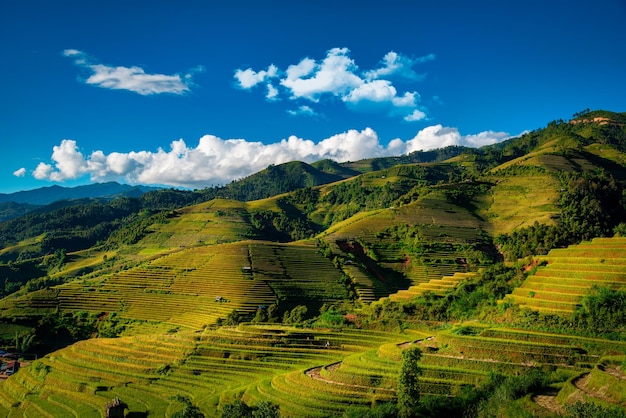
left=398, top=346, right=422, bottom=418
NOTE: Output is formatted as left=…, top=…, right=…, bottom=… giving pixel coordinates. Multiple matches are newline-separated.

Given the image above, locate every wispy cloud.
left=63, top=49, right=202, bottom=95
left=30, top=127, right=511, bottom=189
left=287, top=105, right=319, bottom=117
left=364, top=51, right=435, bottom=81
left=234, top=47, right=432, bottom=121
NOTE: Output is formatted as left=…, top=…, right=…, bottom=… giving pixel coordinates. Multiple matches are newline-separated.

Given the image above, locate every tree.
left=283, top=305, right=307, bottom=324
left=221, top=399, right=252, bottom=418
left=252, top=401, right=281, bottom=418
left=220, top=399, right=280, bottom=418
left=397, top=346, right=422, bottom=418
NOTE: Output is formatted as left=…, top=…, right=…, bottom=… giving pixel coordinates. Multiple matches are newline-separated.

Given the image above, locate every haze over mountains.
left=0, top=182, right=159, bottom=206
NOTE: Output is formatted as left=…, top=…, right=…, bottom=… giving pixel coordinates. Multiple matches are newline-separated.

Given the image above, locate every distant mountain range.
left=0, top=182, right=161, bottom=222
left=0, top=182, right=160, bottom=206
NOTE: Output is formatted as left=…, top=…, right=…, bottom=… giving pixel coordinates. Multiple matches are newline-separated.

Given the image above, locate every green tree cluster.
left=220, top=399, right=280, bottom=418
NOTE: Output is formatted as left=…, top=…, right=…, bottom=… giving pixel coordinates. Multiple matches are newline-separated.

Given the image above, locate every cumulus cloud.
left=233, top=64, right=278, bottom=89
left=234, top=47, right=434, bottom=121
left=63, top=49, right=202, bottom=95
left=402, top=125, right=510, bottom=154
left=13, top=168, right=26, bottom=177
left=280, top=48, right=363, bottom=102
left=30, top=126, right=511, bottom=189
left=404, top=109, right=427, bottom=122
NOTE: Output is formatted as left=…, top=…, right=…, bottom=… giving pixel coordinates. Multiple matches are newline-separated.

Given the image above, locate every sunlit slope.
left=387, top=272, right=476, bottom=302
left=503, top=237, right=626, bottom=313
left=320, top=184, right=493, bottom=301
left=0, top=240, right=354, bottom=329
left=2, top=321, right=623, bottom=417
left=0, top=325, right=410, bottom=417
left=477, top=172, right=561, bottom=235
left=248, top=242, right=350, bottom=311
left=129, top=199, right=255, bottom=256
left=0, top=242, right=271, bottom=328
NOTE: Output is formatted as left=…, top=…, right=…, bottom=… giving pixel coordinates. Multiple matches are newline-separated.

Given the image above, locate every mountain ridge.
left=0, top=181, right=160, bottom=206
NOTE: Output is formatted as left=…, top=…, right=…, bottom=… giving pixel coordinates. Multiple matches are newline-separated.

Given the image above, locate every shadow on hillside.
left=337, top=239, right=411, bottom=293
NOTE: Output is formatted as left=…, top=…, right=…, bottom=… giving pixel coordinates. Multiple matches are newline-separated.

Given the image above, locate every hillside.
left=0, top=110, right=625, bottom=417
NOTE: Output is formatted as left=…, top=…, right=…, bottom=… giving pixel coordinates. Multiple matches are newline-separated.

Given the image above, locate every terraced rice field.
left=1, top=315, right=624, bottom=417
left=248, top=242, right=350, bottom=306
left=1, top=239, right=356, bottom=330
left=387, top=272, right=476, bottom=302
left=44, top=242, right=276, bottom=329
left=503, top=237, right=626, bottom=313
left=0, top=325, right=411, bottom=417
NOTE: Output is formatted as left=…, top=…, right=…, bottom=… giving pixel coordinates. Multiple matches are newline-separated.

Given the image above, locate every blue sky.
left=1, top=0, right=625, bottom=193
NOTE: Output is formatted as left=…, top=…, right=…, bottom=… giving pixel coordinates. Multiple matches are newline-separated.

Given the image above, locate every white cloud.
left=402, top=125, right=511, bottom=154
left=13, top=168, right=26, bottom=177
left=404, top=109, right=427, bottom=122
left=266, top=83, right=279, bottom=100
left=234, top=64, right=278, bottom=89
left=63, top=49, right=200, bottom=95
left=287, top=105, right=318, bottom=117
left=364, top=51, right=435, bottom=81
left=30, top=126, right=510, bottom=189
left=343, top=80, right=398, bottom=105
left=280, top=48, right=363, bottom=102
left=33, top=163, right=54, bottom=180
left=463, top=131, right=511, bottom=147
left=236, top=47, right=434, bottom=121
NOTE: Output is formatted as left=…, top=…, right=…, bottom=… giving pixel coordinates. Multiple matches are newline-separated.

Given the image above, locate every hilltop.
left=0, top=110, right=625, bottom=417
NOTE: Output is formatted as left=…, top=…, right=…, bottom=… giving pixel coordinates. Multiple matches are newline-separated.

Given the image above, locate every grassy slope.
left=0, top=115, right=626, bottom=416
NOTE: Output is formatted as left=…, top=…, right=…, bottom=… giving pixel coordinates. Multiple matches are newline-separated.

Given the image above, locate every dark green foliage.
left=29, top=311, right=131, bottom=355
left=574, top=287, right=626, bottom=338
left=495, top=222, right=560, bottom=261
left=104, top=210, right=169, bottom=248
left=314, top=307, right=346, bottom=328
left=251, top=401, right=281, bottom=418
left=565, top=401, right=626, bottom=418
left=470, top=369, right=548, bottom=417
left=220, top=399, right=280, bottom=418
left=171, top=395, right=204, bottom=418
left=223, top=310, right=242, bottom=326
left=343, top=146, right=472, bottom=173
left=287, top=187, right=320, bottom=215
left=398, top=346, right=422, bottom=418
left=252, top=306, right=268, bottom=323
left=0, top=202, right=40, bottom=222
left=249, top=207, right=316, bottom=242
left=0, top=261, right=48, bottom=297
left=366, top=264, right=523, bottom=325
left=558, top=171, right=626, bottom=240
left=222, top=161, right=343, bottom=202
left=496, top=171, right=626, bottom=260
left=282, top=305, right=308, bottom=324
left=342, top=402, right=398, bottom=418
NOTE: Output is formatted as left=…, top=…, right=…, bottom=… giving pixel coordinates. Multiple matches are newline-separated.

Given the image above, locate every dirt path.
left=598, top=364, right=626, bottom=380
left=533, top=391, right=565, bottom=416
left=571, top=372, right=618, bottom=405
